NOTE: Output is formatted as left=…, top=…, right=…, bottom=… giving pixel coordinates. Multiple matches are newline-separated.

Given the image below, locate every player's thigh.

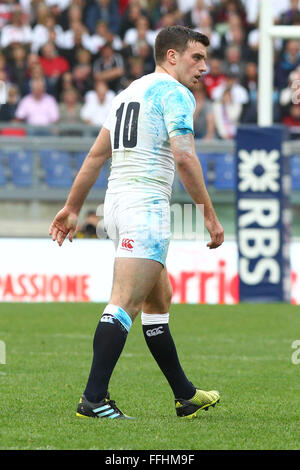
left=142, top=266, right=173, bottom=314
left=110, top=257, right=164, bottom=319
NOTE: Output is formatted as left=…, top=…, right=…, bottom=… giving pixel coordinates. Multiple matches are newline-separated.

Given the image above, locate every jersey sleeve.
left=162, top=85, right=196, bottom=138
left=102, top=108, right=114, bottom=132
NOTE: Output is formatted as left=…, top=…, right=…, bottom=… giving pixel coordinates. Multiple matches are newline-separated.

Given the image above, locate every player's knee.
left=118, top=300, right=143, bottom=321
left=143, top=288, right=172, bottom=314
left=127, top=303, right=143, bottom=320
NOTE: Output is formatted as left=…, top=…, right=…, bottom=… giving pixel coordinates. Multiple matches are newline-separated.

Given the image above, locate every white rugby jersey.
left=103, top=72, right=196, bottom=200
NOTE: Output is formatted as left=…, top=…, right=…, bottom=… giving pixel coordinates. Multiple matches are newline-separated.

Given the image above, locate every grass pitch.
left=0, top=302, right=299, bottom=450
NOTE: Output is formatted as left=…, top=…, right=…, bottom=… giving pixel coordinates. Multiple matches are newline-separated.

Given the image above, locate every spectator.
left=279, top=0, right=300, bottom=25
left=87, top=20, right=123, bottom=54
left=119, top=1, right=149, bottom=40
left=31, top=2, right=50, bottom=52
left=282, top=103, right=300, bottom=139
left=0, top=69, right=14, bottom=102
left=222, top=15, right=251, bottom=59
left=15, top=78, right=59, bottom=126
left=57, top=20, right=92, bottom=66
left=0, top=1, right=13, bottom=29
left=123, top=15, right=157, bottom=48
left=76, top=47, right=92, bottom=69
left=93, top=42, right=125, bottom=93
left=183, top=0, right=212, bottom=29
left=280, top=67, right=300, bottom=108
left=54, top=0, right=82, bottom=30
left=203, top=57, right=227, bottom=99
left=0, top=84, right=20, bottom=122
left=0, top=51, right=10, bottom=76
left=123, top=38, right=155, bottom=76
left=8, top=45, right=28, bottom=96
left=222, top=44, right=247, bottom=80
left=212, top=0, right=247, bottom=32
left=212, top=88, right=242, bottom=139
left=153, top=0, right=182, bottom=29
left=275, top=40, right=300, bottom=90
left=193, top=82, right=216, bottom=140
left=25, top=52, right=41, bottom=80
left=194, top=13, right=222, bottom=55
left=122, top=56, right=145, bottom=88
left=80, top=80, right=114, bottom=126
left=55, top=71, right=77, bottom=101
left=85, top=0, right=120, bottom=35
left=39, top=41, right=70, bottom=80
left=241, top=61, right=258, bottom=103
left=72, top=61, right=94, bottom=99
left=84, top=78, right=115, bottom=104
left=0, top=5, right=32, bottom=51
left=45, top=0, right=72, bottom=27
left=26, top=62, right=50, bottom=95
left=31, top=10, right=64, bottom=53
left=58, top=88, right=82, bottom=124
left=212, top=72, right=249, bottom=105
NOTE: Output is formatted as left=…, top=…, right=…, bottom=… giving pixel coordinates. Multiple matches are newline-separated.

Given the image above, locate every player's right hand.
left=49, top=207, right=78, bottom=246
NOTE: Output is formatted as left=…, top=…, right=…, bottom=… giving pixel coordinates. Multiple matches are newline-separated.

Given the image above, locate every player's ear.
left=166, top=48, right=177, bottom=65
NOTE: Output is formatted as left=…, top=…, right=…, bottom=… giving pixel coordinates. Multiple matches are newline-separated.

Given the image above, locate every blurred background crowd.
left=1, top=0, right=300, bottom=139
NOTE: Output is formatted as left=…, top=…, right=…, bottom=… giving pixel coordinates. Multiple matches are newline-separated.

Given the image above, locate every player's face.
left=175, top=41, right=207, bottom=91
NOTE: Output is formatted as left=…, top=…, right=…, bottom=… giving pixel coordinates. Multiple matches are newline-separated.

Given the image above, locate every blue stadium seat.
left=40, top=150, right=73, bottom=188
left=213, top=153, right=236, bottom=190
left=291, top=155, right=300, bottom=190
left=6, top=150, right=33, bottom=187
left=179, top=153, right=210, bottom=190
left=0, top=160, right=6, bottom=186
left=75, top=152, right=109, bottom=188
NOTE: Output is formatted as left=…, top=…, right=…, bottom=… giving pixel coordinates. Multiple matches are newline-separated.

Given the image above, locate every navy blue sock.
left=141, top=313, right=196, bottom=400
left=84, top=305, right=132, bottom=403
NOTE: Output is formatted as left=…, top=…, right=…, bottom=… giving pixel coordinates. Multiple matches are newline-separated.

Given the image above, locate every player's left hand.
left=49, top=207, right=78, bottom=246
left=205, top=218, right=224, bottom=249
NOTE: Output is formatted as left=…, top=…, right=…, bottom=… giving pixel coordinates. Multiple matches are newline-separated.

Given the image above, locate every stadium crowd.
left=0, top=0, right=300, bottom=138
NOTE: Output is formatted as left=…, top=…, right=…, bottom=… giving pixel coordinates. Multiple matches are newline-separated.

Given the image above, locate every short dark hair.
left=154, top=26, right=210, bottom=65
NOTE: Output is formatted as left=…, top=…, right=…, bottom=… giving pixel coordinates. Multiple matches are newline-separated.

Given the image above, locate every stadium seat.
left=39, top=150, right=73, bottom=188
left=291, top=155, right=300, bottom=190
left=213, top=153, right=236, bottom=190
left=6, top=150, right=33, bottom=187
left=0, top=160, right=6, bottom=186
left=75, top=152, right=110, bottom=188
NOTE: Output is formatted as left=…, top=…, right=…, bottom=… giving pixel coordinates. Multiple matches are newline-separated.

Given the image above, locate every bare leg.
left=110, top=257, right=164, bottom=320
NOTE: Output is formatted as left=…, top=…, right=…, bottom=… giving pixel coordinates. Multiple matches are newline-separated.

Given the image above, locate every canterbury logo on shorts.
left=121, top=238, right=134, bottom=251
left=146, top=326, right=164, bottom=337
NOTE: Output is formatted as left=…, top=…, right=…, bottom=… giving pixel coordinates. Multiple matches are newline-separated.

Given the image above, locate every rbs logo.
left=237, top=148, right=282, bottom=286
left=238, top=199, right=280, bottom=284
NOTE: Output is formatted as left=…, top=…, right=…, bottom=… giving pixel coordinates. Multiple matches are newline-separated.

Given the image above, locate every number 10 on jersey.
left=114, top=102, right=140, bottom=150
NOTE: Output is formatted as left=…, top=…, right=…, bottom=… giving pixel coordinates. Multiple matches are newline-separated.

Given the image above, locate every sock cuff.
left=141, top=312, right=169, bottom=325
left=103, top=304, right=132, bottom=332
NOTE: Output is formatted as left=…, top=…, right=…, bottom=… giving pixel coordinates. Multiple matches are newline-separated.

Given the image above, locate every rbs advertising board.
left=236, top=126, right=291, bottom=302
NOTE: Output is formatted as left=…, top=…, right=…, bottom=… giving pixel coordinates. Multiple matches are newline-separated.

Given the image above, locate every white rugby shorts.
left=103, top=193, right=171, bottom=266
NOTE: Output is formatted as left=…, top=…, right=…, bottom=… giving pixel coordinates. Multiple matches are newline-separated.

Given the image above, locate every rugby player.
left=49, top=26, right=224, bottom=419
